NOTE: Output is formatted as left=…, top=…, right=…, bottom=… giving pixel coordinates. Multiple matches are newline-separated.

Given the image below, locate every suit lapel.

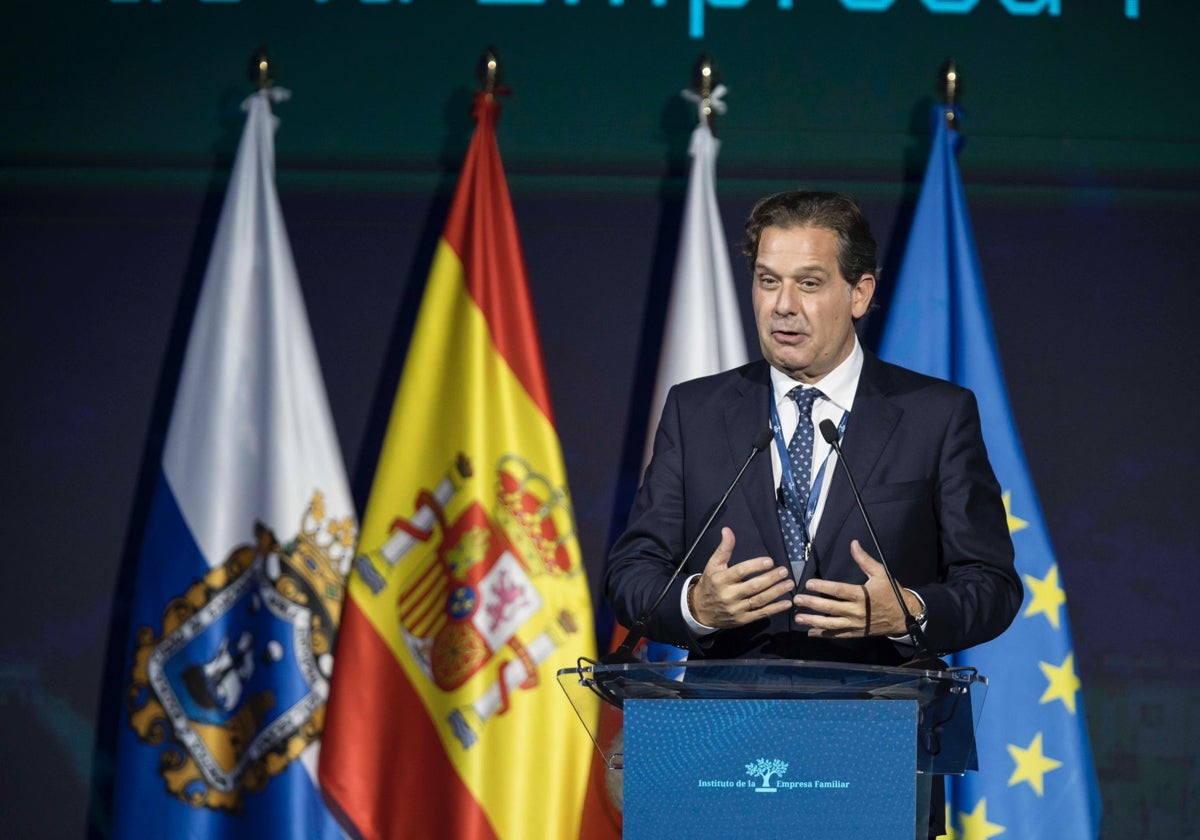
left=811, top=353, right=902, bottom=578
left=722, top=363, right=789, bottom=569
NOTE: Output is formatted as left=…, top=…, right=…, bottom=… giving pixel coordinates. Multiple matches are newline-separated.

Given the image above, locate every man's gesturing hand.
left=793, top=539, right=923, bottom=637
left=689, top=527, right=794, bottom=629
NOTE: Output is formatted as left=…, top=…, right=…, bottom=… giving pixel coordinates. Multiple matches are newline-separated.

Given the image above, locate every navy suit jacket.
left=605, top=352, right=1022, bottom=665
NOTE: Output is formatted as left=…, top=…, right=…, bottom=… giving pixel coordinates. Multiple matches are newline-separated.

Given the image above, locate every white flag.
left=644, top=85, right=747, bottom=466
left=113, top=88, right=354, bottom=839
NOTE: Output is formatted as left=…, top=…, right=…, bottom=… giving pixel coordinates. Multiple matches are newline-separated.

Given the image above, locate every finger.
left=803, top=577, right=866, bottom=601
left=741, top=575, right=795, bottom=612
left=714, top=566, right=788, bottom=623
left=702, top=527, right=737, bottom=575
left=794, top=610, right=861, bottom=635
left=747, top=597, right=794, bottom=621
left=794, top=586, right=868, bottom=634
left=713, top=556, right=780, bottom=593
left=711, top=569, right=793, bottom=627
left=794, top=591, right=863, bottom=620
left=849, top=539, right=884, bottom=574
left=734, top=562, right=791, bottom=594
left=736, top=588, right=795, bottom=625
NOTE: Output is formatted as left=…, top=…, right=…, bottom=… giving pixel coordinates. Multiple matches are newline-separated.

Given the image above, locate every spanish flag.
left=319, top=91, right=597, bottom=840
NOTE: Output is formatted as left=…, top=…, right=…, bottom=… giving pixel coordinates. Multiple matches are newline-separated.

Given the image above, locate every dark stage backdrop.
left=2, top=1, right=1198, bottom=838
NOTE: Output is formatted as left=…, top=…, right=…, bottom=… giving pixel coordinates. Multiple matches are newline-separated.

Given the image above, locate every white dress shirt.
left=680, top=340, right=864, bottom=634
left=767, top=339, right=862, bottom=547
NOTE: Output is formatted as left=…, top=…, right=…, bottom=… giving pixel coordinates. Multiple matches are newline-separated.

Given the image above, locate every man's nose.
left=773, top=282, right=800, bottom=314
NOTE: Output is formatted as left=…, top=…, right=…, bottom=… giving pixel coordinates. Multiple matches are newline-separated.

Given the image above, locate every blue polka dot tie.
left=778, top=386, right=824, bottom=571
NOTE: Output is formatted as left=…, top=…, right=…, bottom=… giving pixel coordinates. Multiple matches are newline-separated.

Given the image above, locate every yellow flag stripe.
left=350, top=239, right=597, bottom=839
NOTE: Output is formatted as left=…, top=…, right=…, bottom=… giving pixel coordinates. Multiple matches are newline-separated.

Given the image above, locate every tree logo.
left=746, top=758, right=789, bottom=792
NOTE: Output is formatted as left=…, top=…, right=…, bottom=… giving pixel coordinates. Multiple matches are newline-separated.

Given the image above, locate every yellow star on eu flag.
left=1039, top=652, right=1081, bottom=714
left=1007, top=731, right=1063, bottom=796
left=1024, top=564, right=1066, bottom=629
left=957, top=797, right=1005, bottom=840
left=1003, top=490, right=1028, bottom=535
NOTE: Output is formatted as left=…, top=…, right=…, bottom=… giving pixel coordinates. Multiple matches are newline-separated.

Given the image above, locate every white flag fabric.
left=583, top=87, right=748, bottom=840
left=644, top=86, right=747, bottom=466
left=112, top=88, right=355, bottom=839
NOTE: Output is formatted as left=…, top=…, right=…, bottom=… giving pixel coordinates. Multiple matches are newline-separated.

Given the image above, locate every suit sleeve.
left=604, top=387, right=695, bottom=647
left=912, top=389, right=1024, bottom=655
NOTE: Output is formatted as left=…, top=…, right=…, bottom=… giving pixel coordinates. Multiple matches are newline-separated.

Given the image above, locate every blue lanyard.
left=769, top=393, right=848, bottom=542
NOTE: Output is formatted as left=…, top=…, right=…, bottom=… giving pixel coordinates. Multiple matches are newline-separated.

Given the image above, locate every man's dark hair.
left=741, top=190, right=878, bottom=284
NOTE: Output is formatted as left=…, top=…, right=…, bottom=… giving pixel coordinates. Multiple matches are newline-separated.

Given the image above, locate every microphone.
left=818, top=419, right=940, bottom=667
left=602, top=427, right=775, bottom=665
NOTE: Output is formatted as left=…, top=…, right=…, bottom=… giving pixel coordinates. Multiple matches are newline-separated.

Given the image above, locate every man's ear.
left=851, top=274, right=876, bottom=318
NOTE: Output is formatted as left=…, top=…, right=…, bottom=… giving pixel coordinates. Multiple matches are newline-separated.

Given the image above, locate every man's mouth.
left=772, top=327, right=807, bottom=344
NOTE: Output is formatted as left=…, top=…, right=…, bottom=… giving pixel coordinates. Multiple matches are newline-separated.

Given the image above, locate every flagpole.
left=880, top=59, right=1102, bottom=839
left=248, top=45, right=274, bottom=90
left=113, top=45, right=354, bottom=840
left=477, top=45, right=510, bottom=99
left=691, top=53, right=719, bottom=135
left=320, top=43, right=598, bottom=840
left=938, top=58, right=959, bottom=130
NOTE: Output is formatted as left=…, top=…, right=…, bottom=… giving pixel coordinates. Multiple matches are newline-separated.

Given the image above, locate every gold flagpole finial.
left=691, top=53, right=720, bottom=134
left=938, top=59, right=960, bottom=131
left=248, top=45, right=274, bottom=90
left=477, top=46, right=505, bottom=99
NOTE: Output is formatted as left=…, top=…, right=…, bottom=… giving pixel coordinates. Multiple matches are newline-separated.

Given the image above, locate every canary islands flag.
left=878, top=104, right=1101, bottom=839
left=319, top=91, right=597, bottom=840
left=112, top=88, right=356, bottom=839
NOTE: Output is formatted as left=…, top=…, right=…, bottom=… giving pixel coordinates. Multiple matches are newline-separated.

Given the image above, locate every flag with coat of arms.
left=319, top=87, right=597, bottom=840
left=877, top=103, right=1102, bottom=839
left=112, top=86, right=356, bottom=839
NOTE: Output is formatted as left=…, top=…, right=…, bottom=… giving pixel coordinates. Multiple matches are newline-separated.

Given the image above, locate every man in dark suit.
left=606, top=189, right=1022, bottom=668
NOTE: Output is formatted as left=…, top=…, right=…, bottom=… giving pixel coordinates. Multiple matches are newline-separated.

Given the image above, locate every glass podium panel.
left=557, top=657, right=987, bottom=775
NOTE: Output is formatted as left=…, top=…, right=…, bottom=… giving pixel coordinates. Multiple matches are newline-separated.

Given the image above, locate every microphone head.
left=819, top=418, right=840, bottom=444
left=753, top=427, right=774, bottom=452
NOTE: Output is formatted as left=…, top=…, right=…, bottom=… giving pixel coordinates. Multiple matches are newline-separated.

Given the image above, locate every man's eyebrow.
left=753, top=261, right=831, bottom=277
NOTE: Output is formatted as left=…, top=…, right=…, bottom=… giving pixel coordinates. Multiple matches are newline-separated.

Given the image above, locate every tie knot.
left=788, top=386, right=824, bottom=414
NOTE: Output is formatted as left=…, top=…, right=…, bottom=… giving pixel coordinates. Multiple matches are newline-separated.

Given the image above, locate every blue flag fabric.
left=878, top=105, right=1101, bottom=839
left=111, top=89, right=355, bottom=839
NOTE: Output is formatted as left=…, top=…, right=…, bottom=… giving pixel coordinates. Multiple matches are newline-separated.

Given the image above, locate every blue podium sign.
left=623, top=698, right=917, bottom=839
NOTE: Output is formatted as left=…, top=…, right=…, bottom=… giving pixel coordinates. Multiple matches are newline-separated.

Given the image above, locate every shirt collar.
left=768, top=336, right=863, bottom=414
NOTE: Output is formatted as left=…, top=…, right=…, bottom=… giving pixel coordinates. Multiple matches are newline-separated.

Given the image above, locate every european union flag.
left=878, top=104, right=1102, bottom=838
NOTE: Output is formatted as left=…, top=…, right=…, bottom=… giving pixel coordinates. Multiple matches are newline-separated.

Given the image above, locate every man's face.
left=751, top=225, right=875, bottom=384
